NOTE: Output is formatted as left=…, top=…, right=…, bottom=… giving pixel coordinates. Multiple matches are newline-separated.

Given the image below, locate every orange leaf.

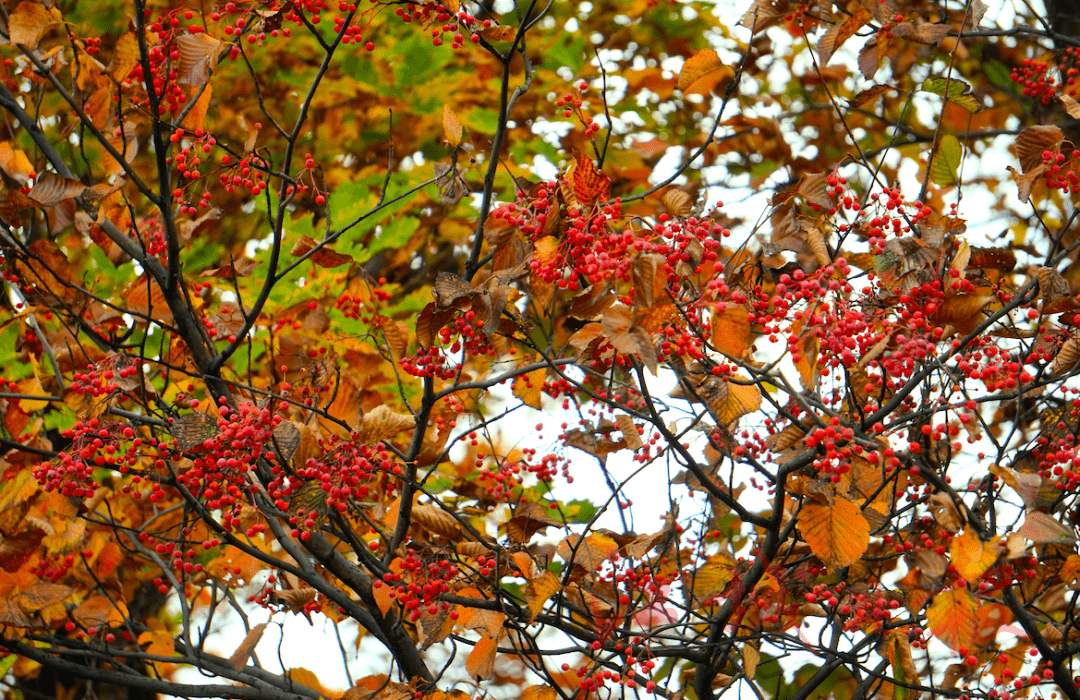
left=466, top=635, right=498, bottom=680
left=443, top=105, right=463, bottom=148
left=108, top=33, right=142, bottom=82
left=287, top=667, right=323, bottom=694
left=712, top=305, right=750, bottom=359
left=523, top=686, right=558, bottom=700
left=572, top=152, right=610, bottom=209
left=949, top=529, right=997, bottom=583
left=926, top=586, right=977, bottom=650
left=798, top=498, right=869, bottom=569
left=0, top=142, right=35, bottom=184
left=677, top=49, right=734, bottom=96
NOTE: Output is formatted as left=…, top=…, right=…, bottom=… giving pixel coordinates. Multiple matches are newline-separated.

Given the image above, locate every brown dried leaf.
left=928, top=492, right=964, bottom=532
left=1063, top=94, right=1080, bottom=120
left=1053, top=337, right=1080, bottom=375
left=202, top=257, right=261, bottom=278
left=817, top=8, right=872, bottom=65
left=290, top=236, right=354, bottom=268
left=507, top=502, right=561, bottom=543
left=228, top=623, right=267, bottom=670
left=615, top=414, right=643, bottom=451
left=175, top=33, right=222, bottom=86
left=355, top=405, right=416, bottom=443
left=411, top=504, right=463, bottom=542
left=662, top=188, right=693, bottom=217
left=1015, top=125, right=1063, bottom=174
left=171, top=412, right=219, bottom=451
left=29, top=172, right=87, bottom=207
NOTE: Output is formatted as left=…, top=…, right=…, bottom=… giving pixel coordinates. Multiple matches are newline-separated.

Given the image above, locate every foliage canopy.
left=2, top=1, right=1080, bottom=700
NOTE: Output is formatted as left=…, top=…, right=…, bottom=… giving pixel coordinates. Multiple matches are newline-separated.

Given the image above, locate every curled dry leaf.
left=1052, top=337, right=1080, bottom=376
left=1015, top=125, right=1063, bottom=174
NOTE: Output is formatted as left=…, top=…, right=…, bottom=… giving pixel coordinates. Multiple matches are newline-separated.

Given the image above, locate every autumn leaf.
left=677, top=49, right=735, bottom=95
left=507, top=502, right=561, bottom=543
left=176, top=33, right=223, bottom=85
left=817, top=8, right=872, bottom=65
left=690, top=552, right=737, bottom=602
left=29, top=173, right=87, bottom=207
left=949, top=529, right=998, bottom=583
left=512, top=364, right=546, bottom=409
left=524, top=570, right=560, bottom=621
left=1017, top=511, right=1076, bottom=543
left=1015, top=125, right=1063, bottom=174
left=712, top=305, right=750, bottom=359
left=0, top=142, right=35, bottom=184
left=572, top=153, right=611, bottom=209
left=926, top=586, right=977, bottom=650
left=466, top=634, right=498, bottom=680
left=8, top=1, right=59, bottom=49
left=443, top=105, right=463, bottom=148
left=707, top=377, right=762, bottom=425
left=355, top=405, right=416, bottom=443
left=290, top=236, right=354, bottom=267
left=798, top=498, right=869, bottom=569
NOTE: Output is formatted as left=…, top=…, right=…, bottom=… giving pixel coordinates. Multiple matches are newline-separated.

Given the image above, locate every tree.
left=3, top=0, right=1080, bottom=698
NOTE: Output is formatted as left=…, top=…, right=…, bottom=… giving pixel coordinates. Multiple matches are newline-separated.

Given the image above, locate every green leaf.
left=561, top=499, right=599, bottom=523
left=930, top=135, right=963, bottom=187
left=921, top=77, right=982, bottom=113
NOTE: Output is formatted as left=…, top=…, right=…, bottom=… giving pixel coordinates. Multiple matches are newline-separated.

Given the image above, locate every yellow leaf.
left=798, top=498, right=869, bottom=569
left=691, top=553, right=736, bottom=602
left=708, top=377, right=762, bottom=425
left=557, top=533, right=619, bottom=571
left=513, top=364, right=546, bottom=410
left=443, top=105, right=463, bottom=148
left=287, top=667, right=323, bottom=694
left=17, top=372, right=50, bottom=412
left=465, top=634, right=498, bottom=680
left=0, top=142, right=35, bottom=184
left=926, top=586, right=977, bottom=650
left=108, top=33, right=141, bottom=82
left=949, top=529, right=998, bottom=583
left=524, top=570, right=560, bottom=621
